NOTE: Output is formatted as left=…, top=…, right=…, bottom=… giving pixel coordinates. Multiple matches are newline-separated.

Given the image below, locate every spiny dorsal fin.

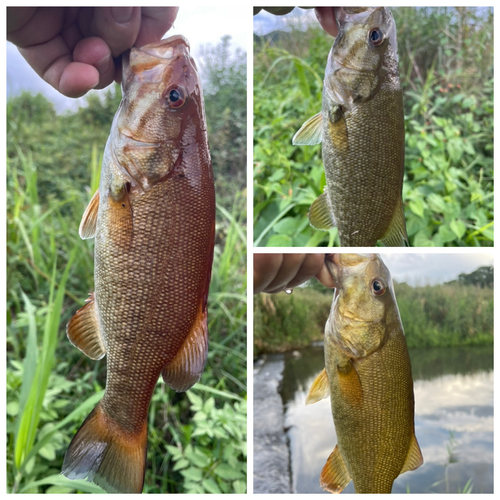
left=293, top=112, right=323, bottom=145
left=306, top=368, right=330, bottom=405
left=162, top=308, right=209, bottom=392
left=308, top=192, right=336, bottom=231
left=320, top=445, right=352, bottom=493
left=79, top=190, right=99, bottom=240
left=66, top=293, right=106, bottom=360
left=400, top=433, right=424, bottom=474
left=381, top=198, right=409, bottom=247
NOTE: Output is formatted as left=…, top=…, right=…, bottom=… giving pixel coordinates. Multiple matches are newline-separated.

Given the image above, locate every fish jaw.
left=109, top=35, right=206, bottom=192
left=325, top=7, right=399, bottom=111
left=326, top=253, right=394, bottom=358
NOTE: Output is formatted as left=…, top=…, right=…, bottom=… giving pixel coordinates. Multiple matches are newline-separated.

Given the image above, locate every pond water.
left=281, top=345, right=493, bottom=494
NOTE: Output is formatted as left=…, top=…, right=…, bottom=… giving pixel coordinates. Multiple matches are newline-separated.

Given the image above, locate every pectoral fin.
left=162, top=308, right=209, bottom=392
left=400, top=434, right=424, bottom=474
left=337, top=359, right=363, bottom=406
left=108, top=183, right=133, bottom=247
left=79, top=190, right=99, bottom=240
left=320, top=445, right=352, bottom=493
left=66, top=293, right=106, bottom=360
left=308, top=192, right=336, bottom=231
left=306, top=368, right=330, bottom=405
left=293, top=112, right=323, bottom=145
left=381, top=198, right=409, bottom=247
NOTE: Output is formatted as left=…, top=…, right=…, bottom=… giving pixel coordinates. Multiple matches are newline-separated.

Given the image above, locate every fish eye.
left=166, top=86, right=187, bottom=109
left=369, top=28, right=384, bottom=47
left=371, top=278, right=386, bottom=296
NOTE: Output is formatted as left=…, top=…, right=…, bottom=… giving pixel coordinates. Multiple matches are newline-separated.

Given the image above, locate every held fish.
left=307, top=254, right=422, bottom=493
left=61, top=35, right=215, bottom=493
left=293, top=8, right=408, bottom=246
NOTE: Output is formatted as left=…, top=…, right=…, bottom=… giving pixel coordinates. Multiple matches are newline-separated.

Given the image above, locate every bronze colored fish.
left=307, top=254, right=422, bottom=493
left=293, top=8, right=408, bottom=246
left=62, top=35, right=215, bottom=493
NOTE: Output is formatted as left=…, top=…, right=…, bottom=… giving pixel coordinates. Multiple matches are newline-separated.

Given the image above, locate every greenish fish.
left=293, top=8, right=408, bottom=246
left=307, top=254, right=423, bottom=493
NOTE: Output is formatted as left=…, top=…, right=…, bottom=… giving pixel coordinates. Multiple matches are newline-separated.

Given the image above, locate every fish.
left=61, top=35, right=216, bottom=493
left=293, top=7, right=408, bottom=247
left=306, top=253, right=422, bottom=493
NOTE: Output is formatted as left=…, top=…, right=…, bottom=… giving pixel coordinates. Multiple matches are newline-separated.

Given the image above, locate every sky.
left=380, top=253, right=493, bottom=286
left=253, top=7, right=317, bottom=36
left=6, top=6, right=247, bottom=114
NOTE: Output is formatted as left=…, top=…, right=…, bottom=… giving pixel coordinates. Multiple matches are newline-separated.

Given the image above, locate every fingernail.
left=111, top=7, right=133, bottom=23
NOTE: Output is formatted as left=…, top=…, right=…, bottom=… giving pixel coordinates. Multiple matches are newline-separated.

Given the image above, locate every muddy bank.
left=253, top=355, right=291, bottom=494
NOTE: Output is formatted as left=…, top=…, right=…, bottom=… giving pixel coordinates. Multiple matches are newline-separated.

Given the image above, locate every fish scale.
left=307, top=254, right=423, bottom=493
left=62, top=35, right=215, bottom=493
left=293, top=7, right=408, bottom=247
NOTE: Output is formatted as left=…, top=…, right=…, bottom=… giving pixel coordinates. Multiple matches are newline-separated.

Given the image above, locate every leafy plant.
left=253, top=7, right=493, bottom=246
left=7, top=36, right=247, bottom=494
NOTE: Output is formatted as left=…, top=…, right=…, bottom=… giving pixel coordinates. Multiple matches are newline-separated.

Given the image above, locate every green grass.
left=253, top=7, right=493, bottom=247
left=254, top=280, right=493, bottom=355
left=7, top=46, right=247, bottom=492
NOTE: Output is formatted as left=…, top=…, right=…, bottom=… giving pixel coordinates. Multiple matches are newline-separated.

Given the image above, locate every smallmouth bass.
left=307, top=254, right=422, bottom=493
left=293, top=8, right=408, bottom=246
left=62, top=35, right=215, bottom=493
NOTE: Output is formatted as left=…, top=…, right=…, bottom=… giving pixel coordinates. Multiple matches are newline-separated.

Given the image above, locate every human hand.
left=7, top=7, right=178, bottom=98
left=254, top=7, right=338, bottom=38
left=314, top=8, right=338, bottom=37
left=254, top=254, right=336, bottom=294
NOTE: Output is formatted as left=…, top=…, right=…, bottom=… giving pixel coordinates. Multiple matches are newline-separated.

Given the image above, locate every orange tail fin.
left=62, top=403, right=147, bottom=493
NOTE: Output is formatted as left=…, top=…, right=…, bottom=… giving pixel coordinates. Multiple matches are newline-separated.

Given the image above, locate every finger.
left=7, top=7, right=64, bottom=46
left=315, top=7, right=338, bottom=37
left=19, top=35, right=99, bottom=97
left=73, top=37, right=115, bottom=90
left=59, top=62, right=100, bottom=98
left=89, top=7, right=141, bottom=58
left=135, top=7, right=179, bottom=48
left=254, top=254, right=283, bottom=294
left=286, top=254, right=326, bottom=289
left=315, top=256, right=337, bottom=289
left=7, top=7, right=37, bottom=35
left=265, top=254, right=306, bottom=293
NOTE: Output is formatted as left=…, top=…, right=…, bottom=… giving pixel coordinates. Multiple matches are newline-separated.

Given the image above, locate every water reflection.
left=282, top=345, right=493, bottom=494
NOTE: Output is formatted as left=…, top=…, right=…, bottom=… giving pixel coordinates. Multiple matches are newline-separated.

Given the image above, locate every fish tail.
left=62, top=402, right=147, bottom=493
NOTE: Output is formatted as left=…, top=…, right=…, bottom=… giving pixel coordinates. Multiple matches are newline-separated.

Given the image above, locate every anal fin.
left=320, top=445, right=352, bottom=493
left=162, top=308, right=209, bottom=392
left=400, top=433, right=424, bottom=474
left=381, top=198, right=409, bottom=247
left=306, top=368, right=330, bottom=405
left=308, top=192, right=336, bottom=231
left=66, top=293, right=106, bottom=360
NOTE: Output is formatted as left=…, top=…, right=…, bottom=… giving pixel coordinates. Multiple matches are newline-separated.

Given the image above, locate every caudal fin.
left=62, top=403, right=147, bottom=493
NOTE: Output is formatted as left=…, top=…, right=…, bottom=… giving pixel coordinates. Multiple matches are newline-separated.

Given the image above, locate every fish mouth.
left=138, top=34, right=190, bottom=60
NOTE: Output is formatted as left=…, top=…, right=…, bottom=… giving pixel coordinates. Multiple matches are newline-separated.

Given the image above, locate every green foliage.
left=199, top=36, right=247, bottom=207
left=7, top=37, right=246, bottom=494
left=254, top=276, right=493, bottom=355
left=253, top=7, right=493, bottom=246
left=254, top=288, right=331, bottom=355
left=395, top=281, right=493, bottom=348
